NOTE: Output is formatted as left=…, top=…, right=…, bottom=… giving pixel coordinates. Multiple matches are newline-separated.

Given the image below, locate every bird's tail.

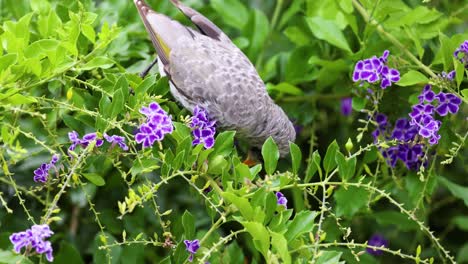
left=133, top=0, right=192, bottom=66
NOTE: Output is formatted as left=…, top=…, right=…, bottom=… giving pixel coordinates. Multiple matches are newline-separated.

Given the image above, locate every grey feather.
left=134, top=0, right=296, bottom=156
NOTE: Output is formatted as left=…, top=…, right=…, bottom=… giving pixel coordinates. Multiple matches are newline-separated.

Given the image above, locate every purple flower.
left=352, top=50, right=400, bottom=89
left=454, top=40, right=468, bottom=68
left=439, top=70, right=455, bottom=81
left=409, top=85, right=461, bottom=145
left=435, top=92, right=462, bottom=116
left=371, top=113, right=389, bottom=142
left=10, top=224, right=54, bottom=262
left=417, top=85, right=436, bottom=103
left=340, top=97, right=352, bottom=116
left=276, top=192, right=287, bottom=208
left=184, top=239, right=200, bottom=262
left=140, top=102, right=166, bottom=117
left=82, top=133, right=104, bottom=148
left=380, top=66, right=400, bottom=89
left=50, top=154, right=59, bottom=165
left=190, top=106, right=216, bottom=149
left=366, top=234, right=388, bottom=256
left=135, top=102, right=174, bottom=148
left=33, top=155, right=60, bottom=183
left=372, top=115, right=426, bottom=169
left=104, top=133, right=129, bottom=151
left=390, top=118, right=418, bottom=142
left=68, top=131, right=104, bottom=152
left=34, top=163, right=50, bottom=183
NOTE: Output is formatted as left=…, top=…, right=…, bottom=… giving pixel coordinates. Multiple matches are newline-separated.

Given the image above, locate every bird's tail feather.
left=133, top=0, right=192, bottom=66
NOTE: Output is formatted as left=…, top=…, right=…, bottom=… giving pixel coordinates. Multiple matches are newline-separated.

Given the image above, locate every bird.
left=133, top=0, right=296, bottom=156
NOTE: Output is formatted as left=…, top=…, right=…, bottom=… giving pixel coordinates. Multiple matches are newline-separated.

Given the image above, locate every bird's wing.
left=133, top=0, right=195, bottom=68
left=169, top=35, right=272, bottom=131
left=169, top=0, right=225, bottom=41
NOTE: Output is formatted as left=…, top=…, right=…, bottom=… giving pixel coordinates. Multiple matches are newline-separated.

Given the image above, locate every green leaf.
left=374, top=211, right=418, bottom=231
left=334, top=186, right=369, bottom=217
left=235, top=162, right=252, bottom=181
left=284, top=26, right=311, bottom=46
left=208, top=155, right=228, bottom=175
left=82, top=173, right=106, bottom=186
left=24, top=39, right=60, bottom=58
left=30, top=0, right=50, bottom=13
left=305, top=151, right=321, bottom=182
left=172, top=150, right=185, bottom=171
left=266, top=82, right=304, bottom=96
left=6, top=94, right=37, bottom=105
left=54, top=242, right=84, bottom=264
left=289, top=142, right=302, bottom=175
left=130, top=157, right=160, bottom=177
left=0, top=54, right=17, bottom=70
left=306, top=17, right=351, bottom=52
left=222, top=192, right=254, bottom=221
left=315, top=251, right=344, bottom=264
left=323, top=140, right=339, bottom=174
left=352, top=97, right=367, bottom=111
left=262, top=137, right=279, bottom=175
left=284, top=210, right=318, bottom=242
left=80, top=56, right=115, bottom=70
left=172, top=122, right=191, bottom=143
left=438, top=177, right=468, bottom=207
left=270, top=231, right=291, bottom=264
left=455, top=58, right=465, bottom=88
left=211, top=0, right=249, bottom=30
left=458, top=243, right=468, bottom=263
left=335, top=152, right=356, bottom=181
left=82, top=24, right=96, bottom=43
left=243, top=9, right=269, bottom=60
left=212, top=131, right=236, bottom=157
left=241, top=221, right=270, bottom=258
left=452, top=216, right=468, bottom=231
left=182, top=210, right=195, bottom=239
left=279, top=0, right=305, bottom=29
left=0, top=249, right=33, bottom=264
left=397, top=70, right=429, bottom=86
left=110, top=89, right=125, bottom=118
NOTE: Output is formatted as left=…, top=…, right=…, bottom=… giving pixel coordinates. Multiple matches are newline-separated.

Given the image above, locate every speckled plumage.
left=134, top=0, right=295, bottom=155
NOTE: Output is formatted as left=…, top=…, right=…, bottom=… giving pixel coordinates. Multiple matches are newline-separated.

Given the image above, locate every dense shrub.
left=0, top=0, right=467, bottom=263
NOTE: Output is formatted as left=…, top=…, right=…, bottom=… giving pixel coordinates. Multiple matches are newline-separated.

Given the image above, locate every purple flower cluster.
left=454, top=40, right=468, bottom=67
left=33, top=154, right=60, bottom=183
left=69, top=131, right=104, bottom=151
left=184, top=239, right=200, bottom=262
left=135, top=102, right=174, bottom=148
left=372, top=115, right=425, bottom=170
left=410, top=85, right=461, bottom=145
left=366, top=234, right=388, bottom=256
left=190, top=106, right=216, bottom=149
left=104, top=133, right=129, bottom=151
left=10, top=224, right=54, bottom=262
left=276, top=192, right=287, bottom=208
left=352, top=50, right=400, bottom=89
left=69, top=131, right=129, bottom=151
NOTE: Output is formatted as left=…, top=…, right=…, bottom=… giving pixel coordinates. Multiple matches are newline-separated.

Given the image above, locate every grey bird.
left=133, top=0, right=296, bottom=156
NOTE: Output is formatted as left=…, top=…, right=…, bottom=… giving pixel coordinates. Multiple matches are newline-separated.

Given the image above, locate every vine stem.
left=351, top=0, right=437, bottom=78
left=42, top=148, right=90, bottom=223
left=292, top=242, right=431, bottom=263
left=198, top=229, right=246, bottom=263
left=281, top=181, right=456, bottom=263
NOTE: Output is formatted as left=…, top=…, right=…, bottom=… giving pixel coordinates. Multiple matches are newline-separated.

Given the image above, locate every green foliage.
left=0, top=0, right=466, bottom=263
